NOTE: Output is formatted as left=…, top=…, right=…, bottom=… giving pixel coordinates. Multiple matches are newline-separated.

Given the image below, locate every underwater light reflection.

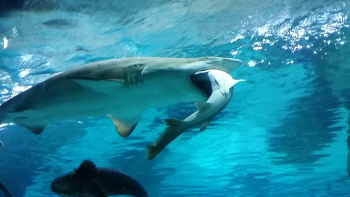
left=3, top=37, right=8, bottom=50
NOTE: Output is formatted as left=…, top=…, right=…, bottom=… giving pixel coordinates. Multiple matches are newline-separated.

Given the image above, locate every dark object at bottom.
left=51, top=160, right=148, bottom=197
left=0, top=182, right=12, bottom=197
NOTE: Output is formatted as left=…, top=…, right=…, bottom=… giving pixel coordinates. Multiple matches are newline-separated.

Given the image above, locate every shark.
left=146, top=69, right=245, bottom=160
left=0, top=56, right=242, bottom=158
left=51, top=160, right=148, bottom=197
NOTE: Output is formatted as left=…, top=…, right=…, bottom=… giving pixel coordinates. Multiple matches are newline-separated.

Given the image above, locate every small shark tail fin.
left=146, top=119, right=187, bottom=160
left=146, top=144, right=158, bottom=160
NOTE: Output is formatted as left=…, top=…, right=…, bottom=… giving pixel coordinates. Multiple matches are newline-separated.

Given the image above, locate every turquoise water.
left=0, top=0, right=350, bottom=196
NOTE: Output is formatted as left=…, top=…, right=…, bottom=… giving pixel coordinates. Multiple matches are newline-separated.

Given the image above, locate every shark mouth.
left=189, top=71, right=213, bottom=98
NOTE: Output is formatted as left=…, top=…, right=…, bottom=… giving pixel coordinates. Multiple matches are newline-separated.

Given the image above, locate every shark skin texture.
left=0, top=56, right=243, bottom=159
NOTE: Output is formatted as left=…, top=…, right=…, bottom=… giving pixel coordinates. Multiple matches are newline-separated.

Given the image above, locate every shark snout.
left=203, top=57, right=242, bottom=73
left=221, top=58, right=242, bottom=69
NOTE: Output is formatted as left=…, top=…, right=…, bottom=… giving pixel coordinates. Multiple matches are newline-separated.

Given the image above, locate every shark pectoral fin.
left=108, top=115, right=139, bottom=138
left=200, top=119, right=212, bottom=131
left=86, top=188, right=107, bottom=197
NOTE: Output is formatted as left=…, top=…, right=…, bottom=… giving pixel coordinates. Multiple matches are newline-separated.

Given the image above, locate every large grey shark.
left=51, top=160, right=148, bottom=197
left=0, top=56, right=242, bottom=158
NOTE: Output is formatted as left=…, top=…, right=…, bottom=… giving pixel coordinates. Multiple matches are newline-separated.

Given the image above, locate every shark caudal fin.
left=146, top=144, right=159, bottom=160
left=146, top=118, right=187, bottom=160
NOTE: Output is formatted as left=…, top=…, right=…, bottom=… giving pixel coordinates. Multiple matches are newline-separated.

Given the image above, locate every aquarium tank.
left=0, top=0, right=350, bottom=196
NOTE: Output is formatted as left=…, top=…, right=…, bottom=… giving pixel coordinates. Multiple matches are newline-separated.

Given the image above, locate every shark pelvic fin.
left=8, top=111, right=47, bottom=134
left=195, top=102, right=210, bottom=111
left=163, top=119, right=186, bottom=128
left=108, top=115, right=138, bottom=138
left=200, top=119, right=211, bottom=131
left=13, top=118, right=47, bottom=134
left=26, top=126, right=46, bottom=135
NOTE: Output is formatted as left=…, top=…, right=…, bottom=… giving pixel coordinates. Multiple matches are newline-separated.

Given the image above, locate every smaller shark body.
left=51, top=160, right=148, bottom=197
left=147, top=69, right=245, bottom=160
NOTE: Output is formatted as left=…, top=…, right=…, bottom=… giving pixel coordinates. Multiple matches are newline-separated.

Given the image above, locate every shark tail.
left=146, top=144, right=158, bottom=160
left=146, top=119, right=186, bottom=160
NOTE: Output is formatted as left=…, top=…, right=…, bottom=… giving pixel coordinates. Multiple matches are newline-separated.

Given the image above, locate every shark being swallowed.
left=0, top=57, right=243, bottom=159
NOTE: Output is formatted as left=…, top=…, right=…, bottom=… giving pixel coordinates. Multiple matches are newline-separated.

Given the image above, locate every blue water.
left=0, top=0, right=350, bottom=196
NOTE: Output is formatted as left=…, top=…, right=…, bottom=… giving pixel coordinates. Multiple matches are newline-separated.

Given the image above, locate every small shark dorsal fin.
left=195, top=102, right=210, bottom=111
left=76, top=160, right=98, bottom=178
left=108, top=115, right=138, bottom=138
left=163, top=119, right=186, bottom=128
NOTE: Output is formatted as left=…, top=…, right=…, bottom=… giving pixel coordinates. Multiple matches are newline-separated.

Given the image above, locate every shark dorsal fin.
left=108, top=115, right=138, bottom=138
left=76, top=160, right=98, bottom=178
